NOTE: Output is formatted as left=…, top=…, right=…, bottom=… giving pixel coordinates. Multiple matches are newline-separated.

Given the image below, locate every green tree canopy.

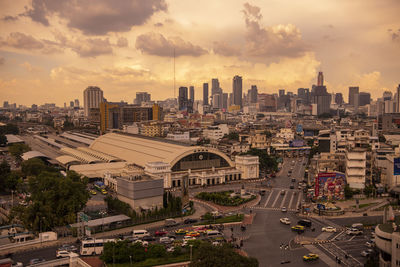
left=8, top=143, right=31, bottom=160
left=11, top=170, right=89, bottom=231
left=0, top=135, right=7, bottom=146
left=190, top=242, right=258, bottom=267
left=0, top=123, right=19, bottom=135
left=245, top=148, right=278, bottom=172
left=21, top=158, right=48, bottom=177
left=0, top=160, right=11, bottom=191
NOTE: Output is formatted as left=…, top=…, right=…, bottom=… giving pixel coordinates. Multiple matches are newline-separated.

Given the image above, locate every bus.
left=80, top=238, right=115, bottom=256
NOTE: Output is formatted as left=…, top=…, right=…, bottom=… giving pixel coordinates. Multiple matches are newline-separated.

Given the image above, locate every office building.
left=383, top=91, right=393, bottom=101
left=279, top=89, right=285, bottom=97
left=211, top=79, right=220, bottom=95
left=203, top=83, right=209, bottom=105
left=358, top=92, right=371, bottom=107
left=222, top=93, right=228, bottom=110
left=84, top=86, right=104, bottom=117
left=345, top=150, right=366, bottom=189
left=248, top=85, right=258, bottom=104
left=189, top=86, right=194, bottom=102
left=258, top=94, right=277, bottom=112
left=397, top=84, right=400, bottom=113
left=317, top=72, right=324, bottom=86
left=232, top=75, right=243, bottom=108
left=178, top=87, right=192, bottom=112
left=3, top=101, right=9, bottom=108
left=348, top=86, right=359, bottom=106
left=70, top=101, right=74, bottom=108
left=297, top=88, right=310, bottom=104
left=74, top=99, right=79, bottom=108
left=135, top=92, right=151, bottom=106
left=335, top=93, right=344, bottom=105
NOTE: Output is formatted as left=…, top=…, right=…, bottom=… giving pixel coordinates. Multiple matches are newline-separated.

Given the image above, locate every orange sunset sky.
left=0, top=0, right=399, bottom=106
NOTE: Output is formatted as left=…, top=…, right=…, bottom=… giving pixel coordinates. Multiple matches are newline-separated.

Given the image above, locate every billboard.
left=394, top=158, right=400, bottom=175
left=296, top=124, right=303, bottom=133
left=314, top=172, right=346, bottom=200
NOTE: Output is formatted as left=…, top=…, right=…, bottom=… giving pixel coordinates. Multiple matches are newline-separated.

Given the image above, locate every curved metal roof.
left=21, top=151, right=50, bottom=161
left=90, top=133, right=233, bottom=168
left=55, top=155, right=82, bottom=165
left=60, top=147, right=102, bottom=164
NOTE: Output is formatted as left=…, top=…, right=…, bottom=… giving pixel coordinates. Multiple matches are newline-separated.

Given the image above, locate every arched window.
left=172, top=152, right=230, bottom=171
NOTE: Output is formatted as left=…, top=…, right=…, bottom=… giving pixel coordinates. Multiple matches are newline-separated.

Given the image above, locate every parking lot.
left=318, top=228, right=375, bottom=266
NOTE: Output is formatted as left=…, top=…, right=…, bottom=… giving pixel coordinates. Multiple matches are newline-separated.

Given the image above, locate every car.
left=298, top=185, right=302, bottom=190
left=346, top=228, right=362, bottom=235
left=166, top=246, right=175, bottom=252
left=90, top=190, right=97, bottom=195
left=160, top=237, right=174, bottom=244
left=101, top=189, right=108, bottom=195
left=175, top=229, right=188, bottom=235
left=322, top=226, right=337, bottom=233
left=193, top=227, right=207, bottom=233
left=280, top=218, right=291, bottom=225
left=280, top=190, right=286, bottom=195
left=185, top=231, right=200, bottom=237
left=142, top=235, right=156, bottom=242
left=303, top=253, right=319, bottom=261
left=184, top=218, right=198, bottom=224
left=155, top=230, right=168, bottom=237
left=291, top=225, right=305, bottom=233
left=56, top=250, right=71, bottom=258
left=289, top=185, right=294, bottom=189
left=29, top=259, right=46, bottom=265
left=134, top=240, right=148, bottom=246
left=291, top=178, right=296, bottom=183
left=183, top=236, right=196, bottom=241
left=288, top=173, right=291, bottom=177
left=281, top=207, right=287, bottom=212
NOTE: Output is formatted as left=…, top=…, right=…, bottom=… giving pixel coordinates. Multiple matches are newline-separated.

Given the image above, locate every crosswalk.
left=258, top=188, right=302, bottom=211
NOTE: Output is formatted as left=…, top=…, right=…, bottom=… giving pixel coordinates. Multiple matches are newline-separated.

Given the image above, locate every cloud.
left=135, top=32, right=208, bottom=57
left=388, top=28, right=400, bottom=42
left=67, top=38, right=113, bottom=57
left=21, top=0, right=167, bottom=35
left=213, top=41, right=241, bottom=57
left=242, top=3, right=309, bottom=59
left=0, top=32, right=44, bottom=50
left=116, top=37, right=128, bottom=47
left=1, top=15, right=19, bottom=22
left=20, top=62, right=43, bottom=72
left=154, top=22, right=163, bottom=27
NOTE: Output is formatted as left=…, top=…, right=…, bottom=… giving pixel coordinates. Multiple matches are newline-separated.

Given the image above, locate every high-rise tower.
left=317, top=72, right=324, bottom=86
left=203, top=83, right=209, bottom=105
left=233, top=75, right=243, bottom=108
left=83, top=86, right=104, bottom=117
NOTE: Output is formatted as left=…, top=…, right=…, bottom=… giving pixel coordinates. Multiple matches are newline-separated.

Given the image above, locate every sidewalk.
left=191, top=194, right=261, bottom=213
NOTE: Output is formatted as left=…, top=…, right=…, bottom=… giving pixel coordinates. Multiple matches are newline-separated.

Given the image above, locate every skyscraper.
left=178, top=87, right=188, bottom=110
left=135, top=92, right=151, bottom=105
left=311, top=73, right=331, bottom=115
left=397, top=84, right=400, bottom=113
left=279, top=89, right=285, bottom=97
left=222, top=93, right=228, bottom=110
left=248, top=85, right=258, bottom=103
left=348, top=87, right=359, bottom=106
left=70, top=101, right=74, bottom=107
left=232, top=75, right=243, bottom=108
left=203, top=83, right=209, bottom=105
left=189, top=86, right=194, bottom=102
left=74, top=99, right=79, bottom=108
left=358, top=92, right=371, bottom=106
left=211, top=79, right=220, bottom=95
left=335, top=93, right=344, bottom=105
left=83, top=86, right=104, bottom=117
left=317, top=72, right=324, bottom=86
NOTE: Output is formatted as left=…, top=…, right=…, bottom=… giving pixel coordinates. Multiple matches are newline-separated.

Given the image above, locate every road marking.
left=349, top=235, right=355, bottom=241
left=288, top=191, right=295, bottom=209
left=295, top=191, right=302, bottom=209
left=303, top=244, right=337, bottom=267
left=271, top=190, right=282, bottom=208
left=280, top=190, right=288, bottom=208
left=263, top=190, right=274, bottom=207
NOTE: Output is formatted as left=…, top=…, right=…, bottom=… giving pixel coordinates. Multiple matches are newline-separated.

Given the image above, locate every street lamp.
left=189, top=244, right=193, bottom=262
left=129, top=255, right=132, bottom=266
left=100, top=210, right=107, bottom=232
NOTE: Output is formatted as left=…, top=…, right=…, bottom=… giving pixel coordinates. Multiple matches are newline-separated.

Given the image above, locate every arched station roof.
left=89, top=133, right=234, bottom=169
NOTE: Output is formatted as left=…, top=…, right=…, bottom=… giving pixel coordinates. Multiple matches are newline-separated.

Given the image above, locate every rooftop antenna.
left=173, top=47, right=176, bottom=100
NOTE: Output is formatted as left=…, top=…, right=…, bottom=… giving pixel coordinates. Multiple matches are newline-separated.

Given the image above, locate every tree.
left=4, top=171, right=22, bottom=192
left=190, top=242, right=258, bottom=267
left=0, top=123, right=19, bottom=135
left=21, top=158, right=47, bottom=177
left=245, top=148, right=278, bottom=172
left=225, top=132, right=239, bottom=141
left=364, top=185, right=374, bottom=197
left=0, top=135, right=7, bottom=146
left=0, top=160, right=11, bottom=191
left=8, top=143, right=31, bottom=160
left=344, top=184, right=353, bottom=199
left=11, top=170, right=89, bottom=231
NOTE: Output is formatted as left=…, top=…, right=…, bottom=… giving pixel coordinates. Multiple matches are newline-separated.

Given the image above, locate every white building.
left=166, top=132, right=190, bottom=142
left=276, top=128, right=294, bottom=142
left=235, top=155, right=259, bottom=180
left=203, top=124, right=229, bottom=141
left=345, top=150, right=366, bottom=189
left=83, top=86, right=103, bottom=117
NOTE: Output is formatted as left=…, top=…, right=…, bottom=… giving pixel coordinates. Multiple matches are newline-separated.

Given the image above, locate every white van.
left=132, top=230, right=150, bottom=238
left=206, top=230, right=221, bottom=237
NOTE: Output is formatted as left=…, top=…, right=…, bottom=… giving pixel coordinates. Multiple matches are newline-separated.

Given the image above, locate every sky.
left=0, top=0, right=399, bottom=106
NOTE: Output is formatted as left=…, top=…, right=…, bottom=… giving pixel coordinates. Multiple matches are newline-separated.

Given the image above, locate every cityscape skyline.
left=0, top=0, right=400, bottom=106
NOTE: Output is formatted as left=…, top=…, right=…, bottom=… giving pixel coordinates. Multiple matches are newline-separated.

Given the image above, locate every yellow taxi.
left=175, top=229, right=188, bottom=235
left=90, top=190, right=97, bottom=195
left=185, top=231, right=200, bottom=237
left=303, top=253, right=319, bottom=261
left=291, top=225, right=305, bottom=233
left=101, top=189, right=108, bottom=195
